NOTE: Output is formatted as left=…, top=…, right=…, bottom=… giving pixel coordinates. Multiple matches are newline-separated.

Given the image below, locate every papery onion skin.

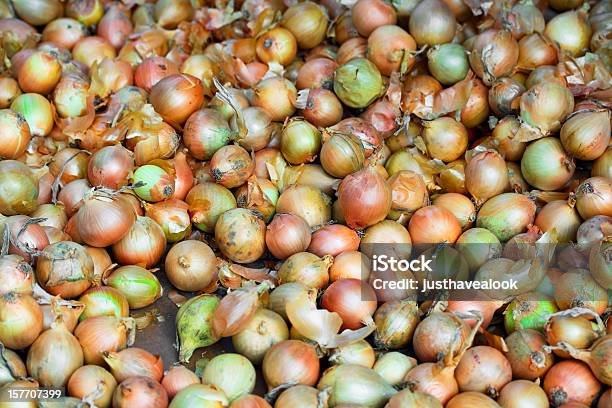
left=280, top=119, right=321, bottom=165
left=5, top=215, right=50, bottom=262
left=186, top=182, right=237, bottom=233
left=134, top=57, right=179, bottom=93
left=150, top=74, right=205, bottom=127
left=470, top=29, right=519, bottom=85
left=409, top=0, right=457, bottom=46
left=545, top=314, right=600, bottom=359
left=0, top=254, right=34, bottom=296
left=505, top=329, right=554, bottom=380
left=374, top=301, right=420, bottom=349
left=409, top=205, right=462, bottom=244
left=553, top=271, right=607, bottom=315
left=422, top=117, right=468, bottom=162
left=76, top=193, right=136, bottom=248
left=446, top=392, right=501, bottom=408
left=544, top=10, right=592, bottom=57
left=0, top=109, right=30, bottom=160
left=308, top=224, right=359, bottom=257
left=278, top=252, right=332, bottom=289
left=36, top=241, right=93, bottom=299
left=318, top=364, right=397, bottom=407
left=67, top=365, right=117, bottom=408
left=319, top=133, right=365, bottom=178
left=262, top=340, right=320, bottom=390
left=78, top=286, right=130, bottom=321
left=592, top=148, right=611, bottom=178
left=520, top=82, right=575, bottom=136
left=387, top=170, right=429, bottom=219
left=104, top=347, right=164, bottom=383
left=0, top=160, right=38, bottom=216
left=215, top=208, right=266, bottom=264
left=517, top=33, right=559, bottom=70
left=575, top=177, right=612, bottom=219
left=280, top=1, right=328, bottom=49
left=266, top=213, right=312, bottom=260
left=334, top=58, right=384, bottom=109
left=0, top=294, right=43, bottom=350
left=535, top=200, right=581, bottom=243
left=543, top=360, right=601, bottom=407
left=161, top=365, right=199, bottom=399
left=105, top=265, right=162, bottom=310
left=165, top=240, right=216, bottom=292
left=476, top=193, right=537, bottom=241
left=433, top=193, right=475, bottom=230
left=338, top=166, right=391, bottom=230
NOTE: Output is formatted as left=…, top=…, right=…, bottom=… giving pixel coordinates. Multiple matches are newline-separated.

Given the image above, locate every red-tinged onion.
left=180, top=55, right=219, bottom=96
left=433, top=193, right=475, bottom=230
left=0, top=294, right=43, bottom=350
left=97, top=4, right=132, bottom=49
left=112, top=376, right=168, bottom=408
left=330, top=117, right=382, bottom=157
left=575, top=177, right=612, bottom=219
left=183, top=108, right=235, bottom=161
left=545, top=9, right=592, bottom=57
left=255, top=27, right=297, bottom=66
left=262, top=340, right=320, bottom=390
left=497, top=380, right=549, bottom=408
left=78, top=286, right=129, bottom=320
left=535, top=200, right=581, bottom=243
left=41, top=18, right=86, bottom=50
left=0, top=254, right=34, bottom=296
left=336, top=37, right=367, bottom=65
left=252, top=77, right=297, bottom=122
left=104, top=347, right=163, bottom=382
left=554, top=271, right=608, bottom=315
left=409, top=0, right=456, bottom=46
left=266, top=214, right=311, bottom=260
left=517, top=33, right=559, bottom=71
left=72, top=36, right=116, bottom=68
left=67, top=365, right=116, bottom=408
left=337, top=166, right=391, bottom=230
left=300, top=88, right=343, bottom=128
left=215, top=208, right=266, bottom=264
left=470, top=30, right=519, bottom=85
left=111, top=216, right=166, bottom=268
left=465, top=150, right=509, bottom=205
left=57, top=179, right=90, bottom=217
left=134, top=57, right=179, bottom=93
left=422, top=117, right=468, bottom=163
left=520, top=82, right=574, bottom=136
left=577, top=215, right=611, bottom=252
left=296, top=58, right=337, bottom=90
left=367, top=25, right=416, bottom=76
left=321, top=279, right=377, bottom=330
left=308, top=224, right=360, bottom=258
left=230, top=394, right=272, bottom=408
left=17, top=52, right=61, bottom=95
left=165, top=240, right=216, bottom=292
left=409, top=205, right=461, bottom=245
left=505, top=329, right=554, bottom=381
left=161, top=365, right=199, bottom=399
left=74, top=316, right=135, bottom=366
left=150, top=74, right=205, bottom=127
left=10, top=93, right=54, bottom=137
left=543, top=360, right=601, bottom=406
left=0, top=109, right=30, bottom=160
left=87, top=145, right=133, bottom=190
left=351, top=0, right=397, bottom=37
left=276, top=184, right=332, bottom=228
left=4, top=215, right=49, bottom=262
left=48, top=148, right=89, bottom=187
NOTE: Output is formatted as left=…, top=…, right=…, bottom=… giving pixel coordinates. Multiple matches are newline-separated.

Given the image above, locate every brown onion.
left=0, top=109, right=30, bottom=160
left=535, top=200, right=581, bottom=243
left=455, top=345, right=512, bottom=395
left=0, top=294, right=43, bottom=350
left=215, top=208, right=266, bottom=264
left=321, top=279, right=377, bottom=330
left=5, top=215, right=50, bottom=262
left=561, top=110, right=611, bottom=161
left=42, top=18, right=86, bottom=50
left=592, top=148, right=611, bottom=178
left=103, top=347, right=163, bottom=383
left=366, top=25, right=416, bottom=76
left=276, top=184, right=331, bottom=228
left=352, top=0, right=397, bottom=37
left=252, top=77, right=297, bottom=122
left=544, top=9, right=592, bottom=57
left=409, top=0, right=456, bottom=46
left=296, top=58, right=337, bottom=90
left=266, top=214, right=312, bottom=259
left=262, top=340, right=320, bottom=390
left=460, top=78, right=490, bottom=128
left=337, top=37, right=367, bottom=65
left=575, top=177, right=612, bottom=219
left=505, top=329, right=554, bottom=380
left=74, top=316, right=135, bottom=366
left=470, top=30, right=519, bottom=85
left=134, top=57, right=179, bottom=93
left=161, top=365, right=199, bottom=399
left=433, top=193, right=475, bottom=230
left=87, top=145, right=134, bottom=189
left=111, top=216, right=166, bottom=268
left=299, top=88, right=343, bottom=128
left=150, top=74, right=204, bottom=127
left=255, top=27, right=297, bottom=66
left=36, top=241, right=93, bottom=299
left=209, top=144, right=254, bottom=188
left=554, top=271, right=607, bottom=315
left=281, top=2, right=328, bottom=49
left=329, top=251, right=371, bottom=282
left=465, top=150, right=509, bottom=205
left=409, top=205, right=462, bottom=244
left=517, top=33, right=559, bottom=70
left=422, top=117, right=468, bottom=162
left=278, top=252, right=332, bottom=289
left=498, top=380, right=549, bottom=408
left=112, top=376, right=168, bottom=408
left=320, top=133, right=365, bottom=178
left=67, top=365, right=117, bottom=408
left=308, top=224, right=360, bottom=258
left=543, top=360, right=601, bottom=406
left=165, top=240, right=216, bottom=292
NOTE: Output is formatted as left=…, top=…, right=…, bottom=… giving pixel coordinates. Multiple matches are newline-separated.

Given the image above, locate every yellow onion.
left=255, top=27, right=297, bottom=66
left=201, top=353, right=256, bottom=402
left=67, top=365, right=117, bottom=408
left=373, top=300, right=419, bottom=350
left=252, top=77, right=297, bottom=122
left=497, top=380, right=549, bottom=408
left=387, top=170, right=429, bottom=219
left=427, top=43, right=469, bottom=85
left=97, top=4, right=132, bottom=50
left=10, top=93, right=54, bottom=137
left=318, top=364, right=396, bottom=407
left=4, top=215, right=50, bottom=262
left=320, top=133, right=365, bottom=178
left=275, top=385, right=322, bottom=408
left=295, top=164, right=338, bottom=196
left=505, top=329, right=554, bottom=381
left=372, top=352, right=417, bottom=388
left=422, top=117, right=468, bottom=162
left=330, top=117, right=382, bottom=157
left=276, top=184, right=331, bottom=227
left=176, top=294, right=220, bottom=362
left=469, top=30, right=519, bottom=85
left=459, top=79, right=490, bottom=128
left=476, top=193, right=536, bottom=241
left=561, top=110, right=611, bottom=161
left=266, top=213, right=312, bottom=259
left=161, top=365, right=199, bottom=399
left=545, top=310, right=603, bottom=359
left=113, top=376, right=168, bottom=408
left=165, top=240, right=216, bottom=292
left=521, top=137, right=575, bottom=191
left=150, top=74, right=205, bottom=127
left=520, top=82, right=575, bottom=136
left=544, top=9, right=592, bottom=57
left=105, top=265, right=162, bottom=310
left=543, top=360, right=601, bottom=407
left=329, top=339, right=376, bottom=368
left=367, top=25, right=416, bottom=76
left=0, top=78, right=21, bottom=109
left=262, top=340, right=320, bottom=390
left=517, top=33, right=559, bottom=70
left=0, top=294, right=43, bottom=350
left=78, top=286, right=129, bottom=320
left=335, top=11, right=359, bottom=44
left=169, top=384, right=225, bottom=408
left=575, top=177, right=612, bottom=219
left=297, top=58, right=336, bottom=90
left=338, top=166, right=391, bottom=230
left=589, top=240, right=611, bottom=289
left=12, top=0, right=62, bottom=26
left=36, top=241, right=93, bottom=299
left=74, top=316, right=135, bottom=365
left=103, top=347, right=163, bottom=383
left=465, top=150, right=509, bottom=204
left=299, top=88, right=344, bottom=128
left=41, top=18, right=85, bottom=50
left=154, top=0, right=193, bottom=29
left=490, top=116, right=526, bottom=161
left=17, top=51, right=61, bottom=96
left=408, top=205, right=462, bottom=244
left=186, top=182, right=237, bottom=233
left=281, top=2, right=328, bottom=49
left=27, top=320, right=83, bottom=388
left=87, top=145, right=133, bottom=190
left=49, top=148, right=89, bottom=186
left=433, top=193, right=475, bottom=230
left=111, top=216, right=166, bottom=268
left=446, top=392, right=500, bottom=408
left=554, top=271, right=607, bottom=315
left=334, top=58, right=384, bottom=109
left=488, top=77, right=525, bottom=116
left=437, top=159, right=466, bottom=194
left=88, top=58, right=133, bottom=98
left=408, top=0, right=456, bottom=46
left=215, top=208, right=266, bottom=263
left=526, top=65, right=566, bottom=89
left=208, top=145, right=253, bottom=188
left=535, top=200, right=581, bottom=243
left=269, top=283, right=309, bottom=322
left=278, top=252, right=332, bottom=289
left=0, top=254, right=34, bottom=296
left=73, top=36, right=116, bottom=68
left=337, top=37, right=367, bottom=65
left=230, top=395, right=271, bottom=408
left=0, top=109, right=30, bottom=160
left=280, top=118, right=321, bottom=165
left=66, top=0, right=103, bottom=26
left=132, top=165, right=174, bottom=202
left=232, top=308, right=289, bottom=364
left=352, top=0, right=397, bottom=37
left=0, top=344, right=27, bottom=386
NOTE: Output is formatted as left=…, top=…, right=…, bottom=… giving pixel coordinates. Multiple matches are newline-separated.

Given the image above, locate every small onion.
left=5, top=215, right=50, bottom=262
left=276, top=184, right=331, bottom=228
left=0, top=294, right=43, bottom=350
left=201, top=353, right=256, bottom=402
left=321, top=279, right=377, bottom=329
left=74, top=316, right=135, bottom=366
left=134, top=57, right=179, bottom=93
left=252, top=77, right=297, bottom=122
left=255, top=27, right=297, bottom=66
left=320, top=133, right=365, bottom=178
left=0, top=109, right=30, bottom=160
left=470, top=29, right=519, bottom=85
left=87, top=145, right=134, bottom=189
left=422, top=117, right=468, bottom=162
left=299, top=88, right=343, bottom=128
left=186, top=182, right=237, bottom=233
left=433, top=193, right=475, bottom=230
left=262, top=340, right=320, bottom=390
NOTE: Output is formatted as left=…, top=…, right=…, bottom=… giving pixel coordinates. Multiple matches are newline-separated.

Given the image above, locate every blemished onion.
left=150, top=74, right=205, bottom=127
left=255, top=27, right=297, bottom=66
left=5, top=215, right=50, bottom=262
left=476, top=193, right=537, bottom=241
left=262, top=340, right=320, bottom=390
left=0, top=294, right=43, bottom=350
left=320, top=133, right=365, bottom=178
left=544, top=9, right=592, bottom=57
left=446, top=392, right=500, bottom=408
left=413, top=311, right=470, bottom=363
left=278, top=252, right=332, bottom=289
left=134, top=57, right=179, bottom=93
left=0, top=254, right=34, bottom=296
left=67, top=365, right=117, bottom=408
left=505, top=329, right=554, bottom=380
left=183, top=108, right=233, bottom=158
left=351, top=0, right=397, bottom=37
left=87, top=145, right=133, bottom=190
left=175, top=294, right=220, bottom=363
left=10, top=92, right=54, bottom=137
left=281, top=118, right=321, bottom=165
left=317, top=364, right=397, bottom=407
left=470, top=29, right=519, bottom=85
left=503, top=292, right=559, bottom=333
left=506, top=1, right=545, bottom=39
left=520, top=82, right=575, bottom=136
left=42, top=18, right=86, bottom=50
left=299, top=88, right=343, bottom=128
left=543, top=360, right=601, bottom=407
left=422, top=117, right=468, bottom=163
left=280, top=2, right=328, bottom=49
left=488, top=77, right=525, bottom=116
left=367, top=25, right=416, bottom=76
left=373, top=300, right=419, bottom=349
left=497, top=380, right=549, bottom=408
left=0, top=109, right=30, bottom=160
left=74, top=316, right=135, bottom=366
left=465, top=150, right=509, bottom=205
left=334, top=58, right=384, bottom=109
left=408, top=0, right=456, bottom=46
left=65, top=0, right=104, bottom=26
left=78, top=286, right=129, bottom=320
left=575, top=177, right=612, bottom=219
left=276, top=184, right=332, bottom=228
left=75, top=189, right=137, bottom=248
left=554, top=271, right=607, bottom=315
left=517, top=33, right=559, bottom=70
left=26, top=319, right=84, bottom=388
left=330, top=117, right=382, bottom=157
left=186, top=182, right=237, bottom=233
left=296, top=58, right=337, bottom=90
left=409, top=205, right=462, bottom=244
left=321, top=279, right=377, bottom=329
left=103, top=347, right=163, bottom=382
left=113, top=376, right=168, bottom=408
left=337, top=166, right=391, bottom=230
left=577, top=215, right=611, bottom=252
left=215, top=208, right=266, bottom=264
left=266, top=213, right=312, bottom=259
left=36, top=241, right=93, bottom=299
left=105, top=265, right=162, bottom=310
left=252, top=77, right=297, bottom=122
left=165, top=240, right=216, bottom=292
left=111, top=216, right=166, bottom=268
left=387, top=170, right=429, bottom=219
left=161, top=365, right=199, bottom=399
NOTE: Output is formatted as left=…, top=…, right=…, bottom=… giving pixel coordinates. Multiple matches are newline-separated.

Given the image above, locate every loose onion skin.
left=103, top=347, right=164, bottom=383
left=74, top=316, right=134, bottom=366
left=67, top=365, right=117, bottom=408
left=366, top=25, right=416, bottom=76
left=36, top=241, right=93, bottom=299
left=262, top=340, right=320, bottom=390
left=543, top=360, right=601, bottom=407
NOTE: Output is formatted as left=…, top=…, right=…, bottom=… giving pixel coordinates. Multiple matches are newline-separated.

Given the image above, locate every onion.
left=544, top=9, right=592, bottom=57
left=0, top=294, right=43, bottom=350
left=74, top=315, right=135, bottom=365
left=470, top=30, right=519, bottom=85
left=337, top=37, right=367, bottom=65
left=421, top=117, right=468, bottom=163
left=73, top=36, right=116, bottom=68
left=409, top=0, right=456, bottom=46
left=373, top=300, right=419, bottom=349
left=577, top=215, right=611, bottom=253
left=86, top=145, right=133, bottom=190
left=338, top=166, right=391, bottom=230
left=431, top=193, right=474, bottom=231
left=476, top=193, right=536, bottom=241
left=0, top=254, right=34, bottom=296
left=488, top=77, right=525, bottom=116
left=0, top=161, right=38, bottom=215
left=280, top=2, right=328, bottom=49
left=498, top=380, right=549, bottom=408
left=255, top=27, right=297, bottom=66
left=42, top=18, right=86, bottom=50
left=97, top=4, right=132, bottom=49
left=150, top=74, right=205, bottom=127
left=252, top=77, right=297, bottom=122
left=351, top=0, right=397, bottom=37
left=10, top=93, right=54, bottom=137
left=266, top=214, right=311, bottom=260
left=545, top=311, right=603, bottom=359
left=321, top=279, right=377, bottom=329
left=176, top=294, right=220, bottom=362
left=269, top=283, right=309, bottom=322
left=317, top=364, right=396, bottom=407
left=200, top=353, right=256, bottom=403
left=575, top=177, right=612, bottom=219
left=165, top=240, right=216, bottom=292
left=5, top=215, right=50, bottom=262
left=215, top=208, right=266, bottom=264
left=232, top=308, right=289, bottom=365
left=262, top=340, right=320, bottom=389
left=112, top=376, right=168, bottom=408
left=459, top=78, right=490, bottom=128
left=543, top=360, right=601, bottom=406
left=280, top=118, right=321, bottom=165
left=334, top=58, right=384, bottom=109
left=446, top=392, right=501, bottom=408
left=328, top=339, right=376, bottom=368
left=535, top=200, right=581, bottom=243
left=134, top=56, right=179, bottom=93
left=330, top=118, right=382, bottom=157
left=275, top=385, right=321, bottom=408
left=67, top=365, right=117, bottom=408
left=161, top=365, right=199, bottom=399
left=592, top=148, right=611, bottom=178
left=105, top=265, right=162, bottom=310
left=104, top=347, right=163, bottom=382
left=360, top=220, right=412, bottom=262
left=186, top=182, right=237, bottom=233
left=427, top=43, right=469, bottom=85
left=27, top=320, right=83, bottom=388
left=231, top=395, right=271, bottom=408
left=367, top=25, right=416, bottom=76
left=169, top=384, right=227, bottom=408
left=386, top=171, right=429, bottom=219
left=372, top=352, right=417, bottom=388
left=300, top=88, right=343, bottom=128
left=320, top=133, right=365, bottom=178
left=36, top=241, right=93, bottom=299
left=296, top=58, right=337, bottom=90
left=0, top=109, right=30, bottom=160
left=112, top=216, right=166, bottom=268
left=49, top=148, right=89, bottom=186
left=554, top=271, right=607, bottom=315
left=78, top=286, right=129, bottom=321
left=278, top=252, right=332, bottom=289
left=503, top=291, right=559, bottom=333
left=517, top=33, right=559, bottom=70
left=276, top=184, right=332, bottom=228
left=17, top=51, right=61, bottom=95
left=413, top=311, right=470, bottom=363
left=520, top=82, right=574, bottom=136
left=0, top=78, right=21, bottom=109
left=0, top=345, right=27, bottom=386
left=386, top=388, right=442, bottom=408
left=307, top=224, right=358, bottom=257
left=505, top=329, right=554, bottom=380
left=154, top=0, right=193, bottom=29
left=409, top=205, right=461, bottom=244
